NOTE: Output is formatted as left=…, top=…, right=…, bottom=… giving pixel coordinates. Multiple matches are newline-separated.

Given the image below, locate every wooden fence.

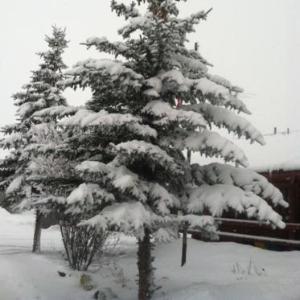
left=191, top=218, right=300, bottom=251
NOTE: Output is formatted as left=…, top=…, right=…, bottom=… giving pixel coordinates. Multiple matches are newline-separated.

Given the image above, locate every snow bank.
left=0, top=211, right=299, bottom=300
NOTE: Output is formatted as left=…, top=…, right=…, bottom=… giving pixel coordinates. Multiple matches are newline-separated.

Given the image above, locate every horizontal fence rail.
left=217, top=231, right=300, bottom=246
left=214, top=217, right=300, bottom=230
left=189, top=218, right=300, bottom=250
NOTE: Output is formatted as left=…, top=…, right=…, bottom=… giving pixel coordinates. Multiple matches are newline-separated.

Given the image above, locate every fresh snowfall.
left=0, top=0, right=297, bottom=300
left=0, top=209, right=299, bottom=300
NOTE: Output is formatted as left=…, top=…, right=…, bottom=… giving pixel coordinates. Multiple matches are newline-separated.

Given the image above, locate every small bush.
left=60, top=220, right=109, bottom=271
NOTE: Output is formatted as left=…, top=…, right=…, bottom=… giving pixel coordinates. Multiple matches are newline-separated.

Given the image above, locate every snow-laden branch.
left=206, top=74, right=243, bottom=94
left=178, top=214, right=216, bottom=232
left=61, top=109, right=157, bottom=138
left=111, top=0, right=140, bottom=20
left=0, top=132, right=24, bottom=149
left=65, top=183, right=115, bottom=216
left=149, top=182, right=180, bottom=215
left=160, top=129, right=248, bottom=167
left=187, top=184, right=285, bottom=229
left=118, top=13, right=155, bottom=38
left=142, top=100, right=207, bottom=128
left=224, top=94, right=251, bottom=114
left=32, top=105, right=79, bottom=120
left=6, top=175, right=24, bottom=194
left=67, top=58, right=143, bottom=89
left=75, top=161, right=180, bottom=212
left=84, top=37, right=132, bottom=59
left=192, top=163, right=288, bottom=208
left=80, top=202, right=167, bottom=237
left=110, top=140, right=183, bottom=175
left=144, top=70, right=249, bottom=114
left=169, top=53, right=208, bottom=74
left=183, top=103, right=265, bottom=144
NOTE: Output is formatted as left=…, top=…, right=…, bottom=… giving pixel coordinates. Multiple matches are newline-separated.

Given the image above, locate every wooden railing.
left=190, top=218, right=300, bottom=250
left=214, top=217, right=300, bottom=230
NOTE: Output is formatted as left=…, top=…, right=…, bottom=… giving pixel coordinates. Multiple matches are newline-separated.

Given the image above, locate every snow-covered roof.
left=240, top=130, right=300, bottom=173
left=192, top=130, right=300, bottom=173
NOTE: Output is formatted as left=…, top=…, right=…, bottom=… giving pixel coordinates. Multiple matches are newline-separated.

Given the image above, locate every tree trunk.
left=181, top=222, right=188, bottom=266
left=32, top=209, right=42, bottom=253
left=187, top=150, right=191, bottom=164
left=137, top=227, right=155, bottom=300
left=180, top=148, right=191, bottom=266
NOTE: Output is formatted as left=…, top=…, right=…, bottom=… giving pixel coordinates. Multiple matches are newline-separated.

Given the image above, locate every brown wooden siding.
left=192, top=170, right=300, bottom=250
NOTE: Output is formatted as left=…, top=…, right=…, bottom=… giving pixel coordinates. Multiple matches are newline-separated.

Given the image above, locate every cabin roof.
left=192, top=130, right=300, bottom=173
left=241, top=130, right=300, bottom=172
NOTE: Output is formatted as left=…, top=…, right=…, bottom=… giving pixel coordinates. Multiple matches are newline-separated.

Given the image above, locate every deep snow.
left=0, top=208, right=299, bottom=300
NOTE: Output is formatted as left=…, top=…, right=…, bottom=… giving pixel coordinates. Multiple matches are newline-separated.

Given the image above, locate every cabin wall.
left=192, top=170, right=300, bottom=250
left=261, top=170, right=300, bottom=223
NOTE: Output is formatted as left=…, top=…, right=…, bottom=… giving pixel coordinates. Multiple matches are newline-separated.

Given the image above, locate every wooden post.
left=180, top=42, right=199, bottom=267
left=32, top=209, right=42, bottom=253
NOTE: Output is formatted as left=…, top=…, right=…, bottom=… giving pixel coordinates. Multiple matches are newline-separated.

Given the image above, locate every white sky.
left=0, top=0, right=299, bottom=137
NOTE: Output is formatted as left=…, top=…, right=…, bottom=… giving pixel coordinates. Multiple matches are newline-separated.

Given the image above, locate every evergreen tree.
left=0, top=26, right=68, bottom=252
left=28, top=1, right=287, bottom=299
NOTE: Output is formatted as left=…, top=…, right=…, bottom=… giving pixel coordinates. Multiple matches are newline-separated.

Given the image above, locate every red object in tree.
left=176, top=98, right=182, bottom=109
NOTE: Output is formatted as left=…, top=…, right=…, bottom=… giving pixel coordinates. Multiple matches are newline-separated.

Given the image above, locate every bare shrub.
left=59, top=220, right=109, bottom=271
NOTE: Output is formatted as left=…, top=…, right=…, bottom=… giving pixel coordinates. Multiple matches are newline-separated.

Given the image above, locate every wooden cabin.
left=194, top=129, right=300, bottom=250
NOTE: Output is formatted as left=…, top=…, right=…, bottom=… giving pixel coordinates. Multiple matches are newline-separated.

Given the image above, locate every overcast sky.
left=0, top=0, right=299, bottom=138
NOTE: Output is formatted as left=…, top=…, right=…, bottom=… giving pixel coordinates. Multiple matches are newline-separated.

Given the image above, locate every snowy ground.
left=0, top=208, right=300, bottom=300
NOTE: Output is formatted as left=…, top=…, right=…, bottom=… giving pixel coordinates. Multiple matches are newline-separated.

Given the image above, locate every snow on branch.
left=178, top=214, right=216, bottom=232
left=75, top=160, right=179, bottom=212
left=160, top=130, right=248, bottom=167
left=67, top=58, right=143, bottom=88
left=144, top=70, right=250, bottom=114
left=61, top=109, right=157, bottom=138
left=192, top=163, right=288, bottom=208
left=142, top=100, right=207, bottom=128
left=149, top=182, right=180, bottom=215
left=27, top=156, right=73, bottom=179
left=84, top=37, right=131, bottom=59
left=1, top=123, right=23, bottom=135
left=108, top=165, right=148, bottom=202
left=66, top=183, right=115, bottom=215
left=183, top=103, right=265, bottom=144
left=144, top=70, right=225, bottom=97
left=118, top=14, right=155, bottom=38
left=0, top=132, right=24, bottom=149
left=6, top=175, right=24, bottom=194
left=110, top=140, right=183, bottom=175
left=187, top=184, right=285, bottom=229
left=206, top=74, right=243, bottom=94
left=32, top=105, right=79, bottom=120
left=35, top=195, right=66, bottom=206
left=224, top=94, right=251, bottom=115
left=169, top=9, right=213, bottom=33
left=148, top=70, right=227, bottom=97
left=160, top=69, right=193, bottom=93
left=76, top=161, right=109, bottom=176
left=17, top=101, right=44, bottom=119
left=80, top=202, right=165, bottom=236
left=111, top=0, right=140, bottom=19
left=194, top=77, right=229, bottom=97
left=28, top=123, right=62, bottom=144
left=169, top=53, right=208, bottom=74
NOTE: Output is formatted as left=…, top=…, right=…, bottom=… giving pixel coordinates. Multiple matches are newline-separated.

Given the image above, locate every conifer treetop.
left=0, top=26, right=68, bottom=210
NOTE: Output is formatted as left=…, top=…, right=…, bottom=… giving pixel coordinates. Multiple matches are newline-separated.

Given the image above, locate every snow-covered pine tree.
left=34, top=1, right=287, bottom=299
left=0, top=26, right=68, bottom=252
left=22, top=122, right=112, bottom=271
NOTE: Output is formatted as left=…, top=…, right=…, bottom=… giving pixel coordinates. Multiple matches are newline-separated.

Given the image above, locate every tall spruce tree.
left=27, top=1, right=287, bottom=299
left=0, top=26, right=68, bottom=252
